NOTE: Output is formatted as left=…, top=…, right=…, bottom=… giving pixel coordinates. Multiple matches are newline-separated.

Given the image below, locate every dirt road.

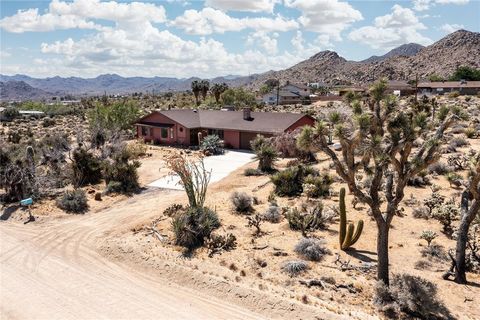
left=0, top=190, right=264, bottom=320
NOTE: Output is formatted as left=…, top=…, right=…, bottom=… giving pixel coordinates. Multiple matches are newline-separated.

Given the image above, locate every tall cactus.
left=339, top=187, right=363, bottom=250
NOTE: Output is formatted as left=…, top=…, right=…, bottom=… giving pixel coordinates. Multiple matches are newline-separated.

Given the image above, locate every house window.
left=161, top=128, right=168, bottom=139
left=208, top=129, right=224, bottom=139
left=179, top=127, right=184, bottom=132
left=141, top=126, right=148, bottom=136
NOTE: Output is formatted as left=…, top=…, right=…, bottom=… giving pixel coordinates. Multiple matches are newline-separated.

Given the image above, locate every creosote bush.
left=294, top=237, right=330, bottom=261
left=421, top=244, right=448, bottom=262
left=57, top=189, right=88, bottom=213
left=374, top=273, right=451, bottom=319
left=104, top=148, right=141, bottom=194
left=71, top=146, right=103, bottom=187
left=230, top=191, right=254, bottom=214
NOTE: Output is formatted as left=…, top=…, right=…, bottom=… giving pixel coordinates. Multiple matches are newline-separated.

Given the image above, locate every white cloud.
left=349, top=5, right=432, bottom=50
left=0, top=50, right=11, bottom=59
left=170, top=8, right=298, bottom=35
left=246, top=31, right=278, bottom=55
left=285, top=0, right=362, bottom=40
left=440, top=23, right=464, bottom=33
left=412, top=0, right=469, bottom=11
left=0, top=0, right=166, bottom=33
left=205, top=0, right=279, bottom=13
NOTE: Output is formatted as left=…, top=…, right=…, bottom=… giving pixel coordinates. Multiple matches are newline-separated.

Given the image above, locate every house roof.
left=418, top=81, right=480, bottom=89
left=282, top=83, right=310, bottom=90
left=136, top=109, right=313, bottom=134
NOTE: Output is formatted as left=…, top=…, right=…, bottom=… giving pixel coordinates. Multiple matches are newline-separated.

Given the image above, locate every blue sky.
left=0, top=0, right=479, bottom=78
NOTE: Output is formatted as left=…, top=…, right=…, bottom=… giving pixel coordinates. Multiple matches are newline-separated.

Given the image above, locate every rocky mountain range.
left=361, top=43, right=425, bottom=63
left=1, top=29, right=479, bottom=101
left=249, top=30, right=480, bottom=88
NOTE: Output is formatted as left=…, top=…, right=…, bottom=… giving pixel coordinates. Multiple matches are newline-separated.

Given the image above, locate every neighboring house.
left=261, top=81, right=311, bottom=105
left=417, top=81, right=480, bottom=95
left=386, top=80, right=416, bottom=96
left=338, top=86, right=367, bottom=96
left=262, top=90, right=303, bottom=105
left=135, top=108, right=315, bottom=150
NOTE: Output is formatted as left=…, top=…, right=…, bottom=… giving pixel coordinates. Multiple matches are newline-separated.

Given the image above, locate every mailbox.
left=20, top=198, right=33, bottom=206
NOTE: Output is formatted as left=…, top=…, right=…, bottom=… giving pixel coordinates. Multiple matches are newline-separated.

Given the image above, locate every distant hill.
left=0, top=81, right=50, bottom=101
left=362, top=43, right=425, bottom=63
left=249, top=29, right=480, bottom=88
left=1, top=29, right=479, bottom=101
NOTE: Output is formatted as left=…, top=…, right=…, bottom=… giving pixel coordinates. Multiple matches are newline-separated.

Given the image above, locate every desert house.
left=135, top=108, right=315, bottom=149
left=262, top=82, right=312, bottom=105
left=417, top=80, right=480, bottom=95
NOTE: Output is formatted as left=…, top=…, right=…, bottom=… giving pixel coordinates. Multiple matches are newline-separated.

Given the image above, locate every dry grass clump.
left=282, top=260, right=308, bottom=277
left=262, top=204, right=282, bottom=223
left=230, top=191, right=254, bottom=214
left=294, top=238, right=330, bottom=261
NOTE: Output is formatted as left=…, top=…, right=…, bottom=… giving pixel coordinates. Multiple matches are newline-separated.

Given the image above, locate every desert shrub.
left=448, top=91, right=460, bottom=98
left=419, top=230, right=437, bottom=246
left=262, top=204, right=282, bottom=223
left=270, top=130, right=316, bottom=162
left=445, top=172, right=462, bottom=187
left=56, top=189, right=88, bottom=213
left=302, top=172, right=333, bottom=198
left=71, top=146, right=103, bottom=187
left=374, top=274, right=450, bottom=319
left=88, top=100, right=141, bottom=132
left=230, top=191, right=254, bottom=214
left=412, top=207, right=430, bottom=220
left=42, top=118, right=56, bottom=127
left=285, top=203, right=333, bottom=236
left=126, top=141, right=147, bottom=158
left=103, top=148, right=141, bottom=194
left=414, top=260, right=432, bottom=270
left=205, top=233, right=237, bottom=257
left=282, top=260, right=308, bottom=277
left=200, top=134, right=224, bottom=155
left=251, top=135, right=278, bottom=172
left=244, top=168, right=263, bottom=176
left=464, top=127, right=477, bottom=139
left=421, top=243, right=448, bottom=261
left=294, top=238, right=330, bottom=261
left=1, top=107, right=20, bottom=121
left=427, top=162, right=451, bottom=175
left=246, top=213, right=264, bottom=236
left=432, top=201, right=459, bottom=236
left=271, top=165, right=315, bottom=196
left=447, top=154, right=469, bottom=171
left=40, top=133, right=70, bottom=152
left=171, top=206, right=220, bottom=249
left=423, top=192, right=445, bottom=214
left=163, top=203, right=185, bottom=217
left=449, top=136, right=469, bottom=148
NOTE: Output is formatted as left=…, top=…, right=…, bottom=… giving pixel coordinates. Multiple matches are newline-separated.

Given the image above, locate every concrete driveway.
left=148, top=150, right=254, bottom=190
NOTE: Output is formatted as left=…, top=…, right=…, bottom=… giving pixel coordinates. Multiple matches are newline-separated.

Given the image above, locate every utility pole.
left=276, top=81, right=280, bottom=106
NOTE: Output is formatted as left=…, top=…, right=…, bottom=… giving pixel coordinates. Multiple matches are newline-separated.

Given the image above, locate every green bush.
left=200, top=135, right=224, bottom=155
left=302, top=172, right=333, bottom=198
left=251, top=135, right=278, bottom=172
left=244, top=168, right=263, bottom=176
left=270, top=165, right=315, bottom=196
left=57, top=189, right=88, bottom=213
left=71, top=147, right=103, bottom=187
left=171, top=206, right=220, bottom=249
left=1, top=107, right=20, bottom=121
left=103, top=148, right=141, bottom=194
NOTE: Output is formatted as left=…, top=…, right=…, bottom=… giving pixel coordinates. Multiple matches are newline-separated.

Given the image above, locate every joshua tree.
left=211, top=83, right=228, bottom=103
left=297, top=79, right=457, bottom=286
left=446, top=152, right=480, bottom=284
left=200, top=80, right=210, bottom=101
left=191, top=80, right=202, bottom=106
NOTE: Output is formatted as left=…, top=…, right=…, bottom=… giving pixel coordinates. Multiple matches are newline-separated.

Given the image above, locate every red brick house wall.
left=223, top=130, right=240, bottom=149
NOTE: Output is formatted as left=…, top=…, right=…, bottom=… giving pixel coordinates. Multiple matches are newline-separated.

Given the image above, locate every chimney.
left=243, top=108, right=251, bottom=120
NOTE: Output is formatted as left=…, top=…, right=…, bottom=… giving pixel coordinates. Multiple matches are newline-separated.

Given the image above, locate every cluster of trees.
left=191, top=80, right=229, bottom=105
left=429, top=66, right=480, bottom=82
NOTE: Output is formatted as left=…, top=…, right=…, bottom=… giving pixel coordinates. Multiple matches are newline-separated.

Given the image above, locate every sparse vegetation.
left=282, top=260, right=308, bottom=277
left=230, top=191, right=254, bottom=214
left=294, top=237, right=330, bottom=261
left=56, top=189, right=88, bottom=213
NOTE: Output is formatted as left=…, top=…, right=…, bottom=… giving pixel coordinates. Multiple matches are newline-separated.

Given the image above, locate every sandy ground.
left=0, top=190, right=265, bottom=320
